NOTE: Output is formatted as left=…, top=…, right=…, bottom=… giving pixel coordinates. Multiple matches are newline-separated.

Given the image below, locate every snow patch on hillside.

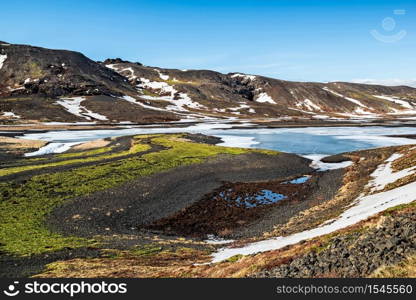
left=2, top=111, right=20, bottom=119
left=105, top=64, right=118, bottom=71
left=256, top=92, right=276, bottom=104
left=138, top=78, right=176, bottom=94
left=323, top=87, right=368, bottom=108
left=229, top=103, right=255, bottom=114
left=354, top=107, right=378, bottom=115
left=296, top=99, right=322, bottom=112
left=106, top=64, right=138, bottom=81
left=155, top=69, right=169, bottom=80
left=0, top=54, right=7, bottom=69
left=137, top=78, right=206, bottom=112
left=121, top=95, right=168, bottom=112
left=231, top=73, right=256, bottom=81
left=120, top=67, right=137, bottom=80
left=213, top=103, right=256, bottom=115
left=368, top=153, right=416, bottom=192
left=374, top=95, right=414, bottom=109
left=56, top=97, right=108, bottom=121
left=228, top=103, right=250, bottom=111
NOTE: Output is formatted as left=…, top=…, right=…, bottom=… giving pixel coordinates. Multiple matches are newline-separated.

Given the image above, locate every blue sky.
left=1, top=0, right=415, bottom=83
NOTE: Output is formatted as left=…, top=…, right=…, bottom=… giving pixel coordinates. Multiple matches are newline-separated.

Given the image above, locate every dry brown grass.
left=392, top=146, right=416, bottom=171
left=262, top=149, right=394, bottom=239
left=72, top=139, right=111, bottom=150
left=0, top=136, right=46, bottom=149
left=370, top=255, right=416, bottom=278
left=35, top=247, right=212, bottom=278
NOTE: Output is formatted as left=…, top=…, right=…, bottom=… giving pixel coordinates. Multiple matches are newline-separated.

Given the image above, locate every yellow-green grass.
left=3, top=145, right=114, bottom=166
left=0, top=134, right=278, bottom=256
left=0, top=141, right=144, bottom=177
left=164, top=79, right=200, bottom=86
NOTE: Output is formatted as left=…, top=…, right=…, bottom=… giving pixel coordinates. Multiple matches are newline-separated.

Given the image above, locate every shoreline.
left=1, top=116, right=416, bottom=132
left=0, top=132, right=415, bottom=278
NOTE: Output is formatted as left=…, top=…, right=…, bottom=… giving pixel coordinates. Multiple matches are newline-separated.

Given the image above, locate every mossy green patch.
left=0, top=134, right=277, bottom=256
left=225, top=254, right=244, bottom=263
left=141, top=90, right=160, bottom=97
left=98, top=245, right=164, bottom=259
left=130, top=245, right=164, bottom=257
left=164, top=79, right=199, bottom=86
left=24, top=61, right=44, bottom=78
left=54, top=146, right=114, bottom=159
left=383, top=200, right=416, bottom=215
left=3, top=146, right=114, bottom=168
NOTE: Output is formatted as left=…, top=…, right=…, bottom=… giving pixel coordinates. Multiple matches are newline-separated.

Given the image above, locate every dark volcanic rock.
left=2, top=42, right=416, bottom=123
left=103, top=58, right=142, bottom=66
left=253, top=211, right=416, bottom=278
left=0, top=43, right=136, bottom=98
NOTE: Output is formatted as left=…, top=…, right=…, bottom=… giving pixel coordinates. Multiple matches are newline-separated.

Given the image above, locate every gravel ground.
left=231, top=168, right=344, bottom=239
left=48, top=152, right=313, bottom=237
left=0, top=247, right=102, bottom=278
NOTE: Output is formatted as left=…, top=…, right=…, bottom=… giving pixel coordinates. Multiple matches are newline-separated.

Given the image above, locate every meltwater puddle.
left=220, top=189, right=288, bottom=208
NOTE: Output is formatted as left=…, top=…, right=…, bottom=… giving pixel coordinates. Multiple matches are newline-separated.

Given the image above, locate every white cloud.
left=350, top=79, right=416, bottom=88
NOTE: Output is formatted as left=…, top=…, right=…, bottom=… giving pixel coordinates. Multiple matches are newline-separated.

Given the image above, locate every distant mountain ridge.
left=1, top=41, right=416, bottom=123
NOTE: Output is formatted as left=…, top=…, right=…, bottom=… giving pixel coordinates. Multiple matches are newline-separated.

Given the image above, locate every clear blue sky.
left=1, top=0, right=415, bottom=83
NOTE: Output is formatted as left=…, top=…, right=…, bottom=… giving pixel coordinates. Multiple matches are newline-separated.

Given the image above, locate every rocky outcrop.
left=102, top=58, right=142, bottom=66
left=254, top=210, right=416, bottom=278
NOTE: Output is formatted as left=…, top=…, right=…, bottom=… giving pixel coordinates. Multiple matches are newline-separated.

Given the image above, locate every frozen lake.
left=19, top=123, right=416, bottom=156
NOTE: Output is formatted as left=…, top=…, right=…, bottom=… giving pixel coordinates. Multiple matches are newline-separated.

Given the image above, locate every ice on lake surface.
left=20, top=123, right=416, bottom=156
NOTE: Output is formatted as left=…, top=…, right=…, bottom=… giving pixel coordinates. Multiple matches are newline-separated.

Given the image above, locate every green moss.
left=164, top=79, right=199, bottom=86
left=130, top=245, right=163, bottom=257
left=55, top=146, right=114, bottom=159
left=383, top=201, right=416, bottom=215
left=225, top=254, right=244, bottom=263
left=6, top=146, right=114, bottom=166
left=24, top=61, right=44, bottom=78
left=0, top=134, right=276, bottom=256
left=141, top=89, right=160, bottom=97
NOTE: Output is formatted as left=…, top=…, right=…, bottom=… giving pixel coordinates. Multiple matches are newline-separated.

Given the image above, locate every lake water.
left=20, top=123, right=416, bottom=156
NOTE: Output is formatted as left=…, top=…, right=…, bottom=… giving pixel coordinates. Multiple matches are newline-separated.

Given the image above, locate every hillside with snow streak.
left=211, top=147, right=416, bottom=263
left=2, top=42, right=416, bottom=124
